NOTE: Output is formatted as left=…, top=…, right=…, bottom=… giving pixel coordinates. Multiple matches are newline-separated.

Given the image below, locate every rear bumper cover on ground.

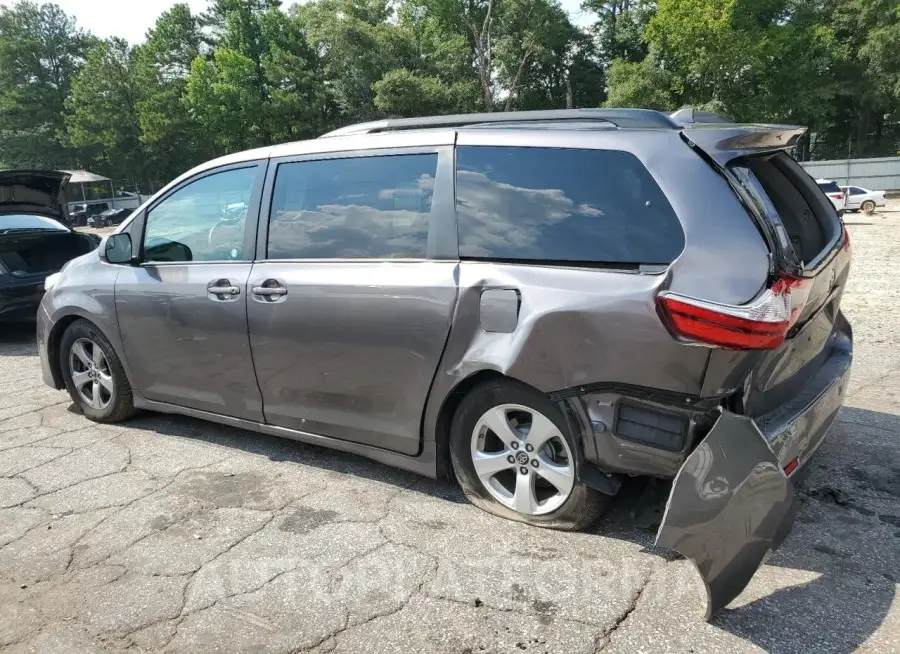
left=657, top=318, right=852, bottom=618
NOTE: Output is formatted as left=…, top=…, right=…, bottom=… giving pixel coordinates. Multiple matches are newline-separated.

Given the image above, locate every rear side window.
left=267, top=154, right=437, bottom=260
left=455, top=146, right=684, bottom=265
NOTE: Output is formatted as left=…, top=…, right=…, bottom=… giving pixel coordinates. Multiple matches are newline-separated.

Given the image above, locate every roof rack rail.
left=320, top=108, right=679, bottom=138
left=669, top=107, right=734, bottom=126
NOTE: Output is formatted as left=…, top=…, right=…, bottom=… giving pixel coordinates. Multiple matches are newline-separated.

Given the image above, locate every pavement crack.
left=594, top=566, right=657, bottom=652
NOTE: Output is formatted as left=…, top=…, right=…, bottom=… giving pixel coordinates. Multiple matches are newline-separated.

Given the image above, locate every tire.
left=60, top=319, right=136, bottom=423
left=861, top=200, right=876, bottom=215
left=450, top=378, right=609, bottom=531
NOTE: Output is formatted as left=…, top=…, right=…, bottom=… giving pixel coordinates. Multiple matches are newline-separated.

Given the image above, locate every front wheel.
left=450, top=378, right=609, bottom=530
left=60, top=319, right=136, bottom=423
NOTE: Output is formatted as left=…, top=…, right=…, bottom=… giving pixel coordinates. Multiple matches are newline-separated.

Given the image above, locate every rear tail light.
left=828, top=192, right=844, bottom=200
left=657, top=275, right=813, bottom=350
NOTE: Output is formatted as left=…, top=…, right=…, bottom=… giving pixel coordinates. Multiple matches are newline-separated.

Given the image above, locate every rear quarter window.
left=455, top=146, right=685, bottom=265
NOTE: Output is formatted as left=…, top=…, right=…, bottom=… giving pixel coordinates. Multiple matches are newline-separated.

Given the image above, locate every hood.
left=0, top=170, right=71, bottom=225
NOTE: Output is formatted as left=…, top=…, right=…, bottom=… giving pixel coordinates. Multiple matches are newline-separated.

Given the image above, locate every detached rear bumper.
left=657, top=314, right=852, bottom=618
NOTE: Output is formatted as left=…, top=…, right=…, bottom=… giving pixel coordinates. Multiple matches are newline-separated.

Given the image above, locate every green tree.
left=583, top=0, right=654, bottom=65
left=185, top=48, right=267, bottom=153
left=605, top=0, right=846, bottom=125
left=496, top=0, right=605, bottom=110
left=64, top=38, right=149, bottom=183
left=604, top=57, right=672, bottom=109
left=259, top=8, right=331, bottom=141
left=813, top=0, right=900, bottom=158
left=0, top=1, right=90, bottom=168
left=298, top=0, right=410, bottom=120
left=186, top=3, right=328, bottom=152
left=373, top=68, right=453, bottom=116
left=134, top=3, right=211, bottom=183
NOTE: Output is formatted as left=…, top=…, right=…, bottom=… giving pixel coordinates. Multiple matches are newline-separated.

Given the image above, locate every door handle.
left=251, top=279, right=288, bottom=302
left=251, top=286, right=287, bottom=297
left=207, top=279, right=241, bottom=298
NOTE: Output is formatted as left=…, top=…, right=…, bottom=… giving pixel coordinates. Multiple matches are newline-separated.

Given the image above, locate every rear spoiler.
left=680, top=124, right=808, bottom=165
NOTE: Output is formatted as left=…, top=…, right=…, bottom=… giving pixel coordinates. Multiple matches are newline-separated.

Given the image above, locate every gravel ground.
left=2, top=202, right=899, bottom=653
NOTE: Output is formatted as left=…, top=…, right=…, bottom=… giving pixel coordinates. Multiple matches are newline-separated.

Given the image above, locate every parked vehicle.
left=69, top=202, right=110, bottom=227
left=841, top=185, right=886, bottom=214
left=88, top=208, right=132, bottom=228
left=36, top=109, right=852, bottom=618
left=816, top=179, right=847, bottom=214
left=1, top=171, right=101, bottom=321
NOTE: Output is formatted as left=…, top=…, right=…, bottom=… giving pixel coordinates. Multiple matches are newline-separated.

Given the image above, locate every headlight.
left=44, top=272, right=61, bottom=291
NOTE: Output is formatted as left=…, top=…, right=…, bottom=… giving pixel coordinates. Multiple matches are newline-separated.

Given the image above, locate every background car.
left=88, top=207, right=132, bottom=228
left=0, top=171, right=101, bottom=321
left=841, top=185, right=886, bottom=214
left=815, top=179, right=847, bottom=214
left=69, top=201, right=110, bottom=227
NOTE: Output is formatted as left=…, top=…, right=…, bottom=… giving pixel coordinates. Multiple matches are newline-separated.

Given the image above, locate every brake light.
left=828, top=192, right=844, bottom=200
left=657, top=275, right=813, bottom=350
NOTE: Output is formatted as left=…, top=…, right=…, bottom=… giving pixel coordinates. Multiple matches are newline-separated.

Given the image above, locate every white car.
left=816, top=179, right=848, bottom=215
left=841, top=185, right=886, bottom=215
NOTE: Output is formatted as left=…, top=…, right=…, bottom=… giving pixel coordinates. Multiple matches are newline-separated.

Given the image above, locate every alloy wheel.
left=470, top=403, right=575, bottom=516
left=69, top=338, right=114, bottom=410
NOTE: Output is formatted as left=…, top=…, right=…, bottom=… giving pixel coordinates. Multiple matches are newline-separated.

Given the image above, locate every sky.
left=53, top=0, right=592, bottom=44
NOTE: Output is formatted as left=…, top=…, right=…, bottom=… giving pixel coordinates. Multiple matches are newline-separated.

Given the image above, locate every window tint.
left=455, top=146, right=684, bottom=265
left=267, top=154, right=437, bottom=260
left=849, top=187, right=865, bottom=195
left=143, top=166, right=257, bottom=263
left=817, top=181, right=841, bottom=193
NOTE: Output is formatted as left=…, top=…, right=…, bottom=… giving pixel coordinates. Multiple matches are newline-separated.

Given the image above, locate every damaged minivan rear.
left=36, top=109, right=850, bottom=619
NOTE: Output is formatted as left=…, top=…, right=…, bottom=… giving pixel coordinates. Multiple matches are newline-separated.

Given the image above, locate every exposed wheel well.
left=432, top=369, right=507, bottom=480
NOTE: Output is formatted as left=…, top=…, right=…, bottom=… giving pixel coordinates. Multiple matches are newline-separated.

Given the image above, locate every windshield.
left=0, top=214, right=69, bottom=232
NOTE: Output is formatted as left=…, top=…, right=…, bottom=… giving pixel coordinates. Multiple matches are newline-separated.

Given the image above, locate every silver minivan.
left=36, top=109, right=852, bottom=617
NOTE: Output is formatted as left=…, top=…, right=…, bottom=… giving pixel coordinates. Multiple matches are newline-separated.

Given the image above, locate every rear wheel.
left=450, top=378, right=608, bottom=530
left=861, top=200, right=876, bottom=215
left=60, top=319, right=135, bottom=423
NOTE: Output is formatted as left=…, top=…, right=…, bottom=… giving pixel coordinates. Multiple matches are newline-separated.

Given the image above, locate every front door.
left=247, top=149, right=458, bottom=455
left=116, top=163, right=266, bottom=421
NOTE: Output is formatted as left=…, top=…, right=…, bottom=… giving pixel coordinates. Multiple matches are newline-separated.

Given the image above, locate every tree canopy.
left=0, top=0, right=897, bottom=189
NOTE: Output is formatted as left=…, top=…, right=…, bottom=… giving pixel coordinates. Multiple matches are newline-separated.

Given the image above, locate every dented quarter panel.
left=422, top=261, right=710, bottom=443
left=656, top=411, right=797, bottom=618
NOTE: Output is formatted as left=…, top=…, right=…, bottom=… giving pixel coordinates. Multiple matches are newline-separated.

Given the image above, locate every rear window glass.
left=455, top=146, right=684, bottom=265
left=817, top=181, right=841, bottom=193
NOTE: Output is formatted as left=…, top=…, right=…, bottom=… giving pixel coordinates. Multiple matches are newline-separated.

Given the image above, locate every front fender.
left=656, top=410, right=797, bottom=619
left=41, top=254, right=131, bottom=390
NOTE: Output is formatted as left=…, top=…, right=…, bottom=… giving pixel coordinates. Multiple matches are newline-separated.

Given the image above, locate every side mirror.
left=103, top=233, right=134, bottom=265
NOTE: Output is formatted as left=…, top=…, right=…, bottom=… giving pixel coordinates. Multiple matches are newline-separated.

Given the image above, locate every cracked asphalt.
left=2, top=203, right=900, bottom=653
